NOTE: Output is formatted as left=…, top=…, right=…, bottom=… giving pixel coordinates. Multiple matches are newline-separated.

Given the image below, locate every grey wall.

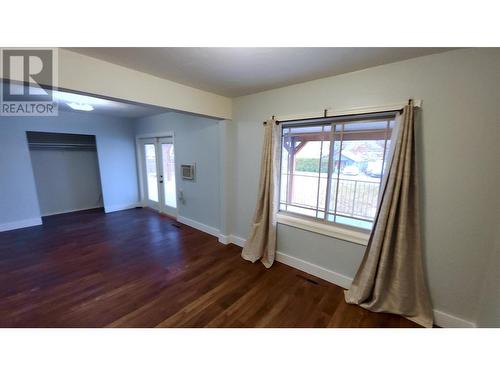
left=134, top=112, right=221, bottom=229
left=30, top=149, right=103, bottom=216
left=0, top=110, right=139, bottom=226
left=476, top=209, right=500, bottom=327
left=229, top=48, right=500, bottom=324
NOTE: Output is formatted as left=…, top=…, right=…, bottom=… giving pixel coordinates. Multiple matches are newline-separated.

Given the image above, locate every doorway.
left=138, top=136, right=177, bottom=217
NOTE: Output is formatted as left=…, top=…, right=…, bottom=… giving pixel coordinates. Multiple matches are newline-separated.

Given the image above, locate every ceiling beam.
left=0, top=48, right=233, bottom=120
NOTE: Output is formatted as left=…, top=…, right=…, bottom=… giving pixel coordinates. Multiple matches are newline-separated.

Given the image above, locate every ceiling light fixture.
left=68, top=102, right=94, bottom=111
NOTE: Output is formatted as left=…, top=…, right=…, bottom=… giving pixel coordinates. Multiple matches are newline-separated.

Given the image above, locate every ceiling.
left=3, top=82, right=168, bottom=118
left=68, top=47, right=454, bottom=97
left=54, top=90, right=168, bottom=118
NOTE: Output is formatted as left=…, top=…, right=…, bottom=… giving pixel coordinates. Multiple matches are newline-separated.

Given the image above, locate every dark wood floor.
left=0, top=208, right=419, bottom=328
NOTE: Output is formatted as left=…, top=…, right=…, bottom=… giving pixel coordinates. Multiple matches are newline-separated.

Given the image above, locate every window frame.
left=277, top=112, right=397, bottom=244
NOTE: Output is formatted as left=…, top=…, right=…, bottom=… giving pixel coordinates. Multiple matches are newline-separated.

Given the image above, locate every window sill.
left=276, top=212, right=370, bottom=246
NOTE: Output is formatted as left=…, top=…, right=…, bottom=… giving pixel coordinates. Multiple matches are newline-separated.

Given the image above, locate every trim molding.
left=228, top=235, right=246, bottom=248
left=0, top=217, right=42, bottom=232
left=276, top=251, right=353, bottom=289
left=218, top=234, right=230, bottom=245
left=177, top=216, right=220, bottom=238
left=104, top=202, right=141, bottom=214
left=170, top=216, right=242, bottom=247
left=433, top=310, right=476, bottom=328
left=42, top=206, right=103, bottom=217
left=218, top=234, right=246, bottom=247
left=136, top=131, right=175, bottom=139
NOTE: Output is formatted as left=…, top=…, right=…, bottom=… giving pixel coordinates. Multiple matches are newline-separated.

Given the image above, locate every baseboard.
left=276, top=251, right=354, bottom=289
left=177, top=216, right=220, bottom=238
left=104, top=202, right=141, bottom=214
left=170, top=216, right=240, bottom=246
left=215, top=233, right=245, bottom=246
left=0, top=217, right=42, bottom=232
left=218, top=234, right=230, bottom=245
left=174, top=220, right=245, bottom=248
left=42, top=206, right=103, bottom=217
left=228, top=235, right=246, bottom=247
left=226, top=235, right=475, bottom=328
left=433, top=309, right=475, bottom=328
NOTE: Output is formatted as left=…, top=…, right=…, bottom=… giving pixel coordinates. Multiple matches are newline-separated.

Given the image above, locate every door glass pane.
left=161, top=143, right=176, bottom=208
left=144, top=144, right=158, bottom=202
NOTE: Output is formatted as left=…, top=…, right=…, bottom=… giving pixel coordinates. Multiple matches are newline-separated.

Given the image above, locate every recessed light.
left=68, top=103, right=94, bottom=111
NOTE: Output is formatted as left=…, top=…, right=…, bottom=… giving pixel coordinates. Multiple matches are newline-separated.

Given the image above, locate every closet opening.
left=27, top=131, right=104, bottom=217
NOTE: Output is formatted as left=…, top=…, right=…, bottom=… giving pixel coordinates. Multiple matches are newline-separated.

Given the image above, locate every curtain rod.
left=277, top=109, right=400, bottom=126
left=262, top=99, right=422, bottom=125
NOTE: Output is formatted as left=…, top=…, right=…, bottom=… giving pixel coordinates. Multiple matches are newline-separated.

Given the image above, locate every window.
left=279, top=113, right=396, bottom=231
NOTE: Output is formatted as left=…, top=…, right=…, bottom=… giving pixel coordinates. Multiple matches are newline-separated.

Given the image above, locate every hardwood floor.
left=0, top=208, right=419, bottom=328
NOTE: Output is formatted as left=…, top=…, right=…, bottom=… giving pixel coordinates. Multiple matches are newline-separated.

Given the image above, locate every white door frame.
left=136, top=132, right=177, bottom=218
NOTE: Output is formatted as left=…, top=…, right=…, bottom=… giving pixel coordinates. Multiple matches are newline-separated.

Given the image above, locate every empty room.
left=0, top=3, right=499, bottom=374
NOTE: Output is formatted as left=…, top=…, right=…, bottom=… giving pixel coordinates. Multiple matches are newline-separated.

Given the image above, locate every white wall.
left=228, top=48, right=500, bottom=326
left=30, top=148, right=103, bottom=216
left=134, top=112, right=221, bottom=230
left=0, top=110, right=139, bottom=229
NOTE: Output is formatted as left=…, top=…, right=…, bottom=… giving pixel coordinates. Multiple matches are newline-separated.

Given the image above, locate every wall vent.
left=181, top=164, right=195, bottom=180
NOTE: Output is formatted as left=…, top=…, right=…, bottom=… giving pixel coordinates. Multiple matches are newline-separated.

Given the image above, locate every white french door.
left=138, top=136, right=177, bottom=217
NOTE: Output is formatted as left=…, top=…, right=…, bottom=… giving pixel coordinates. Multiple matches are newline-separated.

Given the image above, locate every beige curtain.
left=241, top=119, right=281, bottom=268
left=344, top=102, right=434, bottom=327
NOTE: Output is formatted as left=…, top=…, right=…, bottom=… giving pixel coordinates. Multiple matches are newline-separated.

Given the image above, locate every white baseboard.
left=42, top=206, right=103, bottom=217
left=214, top=233, right=246, bottom=246
left=0, top=217, right=42, bottom=232
left=177, top=216, right=220, bottom=238
left=228, top=235, right=246, bottom=247
left=104, top=202, right=140, bottom=214
left=276, top=251, right=353, bottom=289
left=172, top=216, right=242, bottom=247
left=218, top=234, right=230, bottom=244
left=433, top=309, right=476, bottom=328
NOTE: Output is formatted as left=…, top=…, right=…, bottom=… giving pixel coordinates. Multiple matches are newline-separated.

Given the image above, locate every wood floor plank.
left=0, top=208, right=420, bottom=328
